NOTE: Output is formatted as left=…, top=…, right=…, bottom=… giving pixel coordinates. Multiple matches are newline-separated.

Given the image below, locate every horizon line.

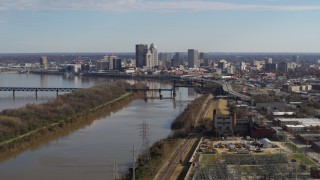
left=1, top=51, right=320, bottom=54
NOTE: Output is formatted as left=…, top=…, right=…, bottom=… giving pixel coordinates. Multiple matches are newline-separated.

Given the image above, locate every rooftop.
left=285, top=125, right=305, bottom=128
left=277, top=118, right=320, bottom=127
left=273, top=112, right=295, bottom=116
left=213, top=98, right=230, bottom=116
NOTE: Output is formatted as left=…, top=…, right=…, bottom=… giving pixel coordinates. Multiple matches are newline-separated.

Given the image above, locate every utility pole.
left=113, top=160, right=119, bottom=180
left=132, top=144, right=136, bottom=180
left=140, top=120, right=151, bottom=163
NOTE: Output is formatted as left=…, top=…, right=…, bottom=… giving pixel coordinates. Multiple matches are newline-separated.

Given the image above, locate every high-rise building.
left=135, top=44, right=148, bottom=67
left=159, top=53, right=172, bottom=62
left=149, top=43, right=158, bottom=68
left=40, top=56, right=48, bottom=70
left=96, top=60, right=109, bottom=72
left=112, top=58, right=122, bottom=71
left=278, top=62, right=289, bottom=74
left=265, top=57, right=273, bottom=64
left=264, top=63, right=277, bottom=72
left=146, top=50, right=152, bottom=69
left=173, top=52, right=184, bottom=67
left=200, top=52, right=209, bottom=66
left=136, top=43, right=158, bottom=69
left=188, top=49, right=198, bottom=68
left=144, top=43, right=158, bottom=69
left=240, top=62, right=246, bottom=71
left=95, top=55, right=121, bottom=71
left=171, top=52, right=181, bottom=67
left=293, top=55, right=300, bottom=64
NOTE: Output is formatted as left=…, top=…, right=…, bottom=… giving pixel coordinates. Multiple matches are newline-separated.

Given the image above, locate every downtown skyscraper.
left=135, top=44, right=148, bottom=67
left=188, top=49, right=198, bottom=68
left=136, top=43, right=158, bottom=69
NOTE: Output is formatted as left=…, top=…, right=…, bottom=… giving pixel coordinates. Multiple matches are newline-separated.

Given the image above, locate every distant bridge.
left=0, top=87, right=80, bottom=98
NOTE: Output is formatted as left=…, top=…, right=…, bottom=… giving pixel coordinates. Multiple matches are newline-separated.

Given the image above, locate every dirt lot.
left=198, top=137, right=291, bottom=156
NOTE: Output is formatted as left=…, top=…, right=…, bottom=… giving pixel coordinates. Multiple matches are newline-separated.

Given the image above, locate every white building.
left=145, top=43, right=158, bottom=69
left=285, top=125, right=305, bottom=132
left=260, top=138, right=272, bottom=148
left=276, top=118, right=320, bottom=128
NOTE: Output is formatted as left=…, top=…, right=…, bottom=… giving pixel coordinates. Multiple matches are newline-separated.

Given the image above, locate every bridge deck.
left=126, top=88, right=174, bottom=92
left=0, top=87, right=80, bottom=92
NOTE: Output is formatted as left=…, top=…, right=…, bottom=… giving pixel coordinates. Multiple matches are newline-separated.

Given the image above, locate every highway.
left=181, top=77, right=252, bottom=101
left=216, top=80, right=252, bottom=101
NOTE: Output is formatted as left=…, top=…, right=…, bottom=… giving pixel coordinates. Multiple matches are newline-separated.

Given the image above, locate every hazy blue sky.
left=1, top=0, right=320, bottom=53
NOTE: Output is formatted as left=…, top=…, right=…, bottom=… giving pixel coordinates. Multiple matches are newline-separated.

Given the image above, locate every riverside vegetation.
left=0, top=81, right=142, bottom=159
left=132, top=94, right=210, bottom=179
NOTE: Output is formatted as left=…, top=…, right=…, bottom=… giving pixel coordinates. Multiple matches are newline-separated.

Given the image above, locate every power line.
left=140, top=120, right=151, bottom=163
left=113, top=160, right=119, bottom=180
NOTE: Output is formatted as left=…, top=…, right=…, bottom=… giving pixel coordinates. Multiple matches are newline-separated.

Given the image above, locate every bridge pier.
left=56, top=89, right=59, bottom=97
left=172, top=90, right=176, bottom=98
left=35, top=89, right=38, bottom=99
left=13, top=89, right=15, bottom=98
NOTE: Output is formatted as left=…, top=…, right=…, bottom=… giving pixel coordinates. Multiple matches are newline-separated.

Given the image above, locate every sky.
left=0, top=0, right=320, bottom=53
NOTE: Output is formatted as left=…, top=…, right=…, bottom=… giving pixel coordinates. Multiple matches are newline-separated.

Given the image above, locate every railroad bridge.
left=0, top=87, right=80, bottom=98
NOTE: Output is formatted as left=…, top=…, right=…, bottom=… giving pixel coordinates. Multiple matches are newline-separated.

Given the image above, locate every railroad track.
left=156, top=135, right=194, bottom=180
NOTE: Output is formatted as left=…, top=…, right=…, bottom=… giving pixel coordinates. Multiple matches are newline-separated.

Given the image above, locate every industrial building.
left=212, top=99, right=235, bottom=137
left=275, top=118, right=320, bottom=129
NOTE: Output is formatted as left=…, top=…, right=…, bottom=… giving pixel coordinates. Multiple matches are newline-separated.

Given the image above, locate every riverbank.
left=130, top=93, right=211, bottom=179
left=0, top=82, right=143, bottom=160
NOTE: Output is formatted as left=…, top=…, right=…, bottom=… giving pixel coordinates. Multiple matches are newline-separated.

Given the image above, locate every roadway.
left=182, top=77, right=252, bottom=101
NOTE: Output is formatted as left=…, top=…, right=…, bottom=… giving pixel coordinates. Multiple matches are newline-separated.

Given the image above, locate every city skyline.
left=1, top=0, right=320, bottom=53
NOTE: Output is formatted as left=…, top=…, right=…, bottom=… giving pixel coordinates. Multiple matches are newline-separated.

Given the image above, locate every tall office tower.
left=96, top=60, right=109, bottom=71
left=112, top=58, right=122, bottom=71
left=135, top=44, right=148, bottom=67
left=159, top=53, right=172, bottom=62
left=200, top=52, right=209, bottom=66
left=265, top=57, right=273, bottom=64
left=146, top=50, right=152, bottom=69
left=40, top=56, right=48, bottom=70
left=145, top=43, right=158, bottom=69
left=188, top=49, right=198, bottom=68
left=149, top=43, right=158, bottom=67
left=105, top=55, right=117, bottom=70
left=95, top=55, right=117, bottom=71
left=293, top=55, right=300, bottom=64
left=172, top=53, right=180, bottom=68
left=240, top=62, right=246, bottom=71
left=278, top=62, right=289, bottom=74
left=172, top=52, right=183, bottom=67
left=264, top=63, right=277, bottom=72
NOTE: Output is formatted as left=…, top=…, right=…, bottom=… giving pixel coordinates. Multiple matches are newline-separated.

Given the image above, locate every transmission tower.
left=132, top=144, right=136, bottom=180
left=139, top=120, right=151, bottom=163
left=113, top=160, right=119, bottom=180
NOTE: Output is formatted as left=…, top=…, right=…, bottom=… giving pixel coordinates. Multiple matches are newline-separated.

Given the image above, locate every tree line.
left=0, top=81, right=137, bottom=143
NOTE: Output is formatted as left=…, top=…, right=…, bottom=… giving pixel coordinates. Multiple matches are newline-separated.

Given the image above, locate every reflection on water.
left=0, top=74, right=198, bottom=179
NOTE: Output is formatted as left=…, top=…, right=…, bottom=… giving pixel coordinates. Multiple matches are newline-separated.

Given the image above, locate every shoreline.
left=0, top=91, right=142, bottom=161
left=131, top=94, right=211, bottom=179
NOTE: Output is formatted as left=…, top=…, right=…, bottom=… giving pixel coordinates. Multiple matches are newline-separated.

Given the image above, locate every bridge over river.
left=0, top=87, right=80, bottom=98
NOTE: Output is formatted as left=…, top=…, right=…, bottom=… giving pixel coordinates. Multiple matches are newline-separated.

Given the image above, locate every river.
left=0, top=73, right=198, bottom=179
